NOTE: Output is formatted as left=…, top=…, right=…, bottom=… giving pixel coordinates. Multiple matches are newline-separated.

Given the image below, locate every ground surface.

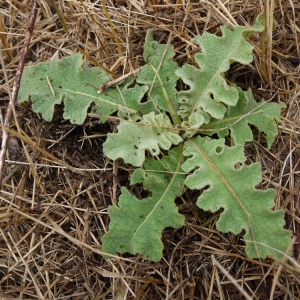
left=0, top=0, right=299, bottom=299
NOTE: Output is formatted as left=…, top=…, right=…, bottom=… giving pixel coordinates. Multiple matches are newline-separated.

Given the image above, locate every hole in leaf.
left=132, top=183, right=152, bottom=200
left=234, top=163, right=242, bottom=169
left=140, top=93, right=148, bottom=103
left=215, top=146, right=222, bottom=153
left=176, top=78, right=186, bottom=91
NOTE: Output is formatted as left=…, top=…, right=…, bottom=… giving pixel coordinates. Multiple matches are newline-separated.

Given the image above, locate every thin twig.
left=0, top=0, right=39, bottom=189
left=112, top=159, right=118, bottom=205
left=98, top=67, right=142, bottom=93
left=211, top=255, right=253, bottom=300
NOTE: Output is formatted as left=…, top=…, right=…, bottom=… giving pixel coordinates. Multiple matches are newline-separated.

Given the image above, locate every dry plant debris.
left=0, top=0, right=299, bottom=299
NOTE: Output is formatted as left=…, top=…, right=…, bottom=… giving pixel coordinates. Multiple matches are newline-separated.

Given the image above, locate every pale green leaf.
left=176, top=14, right=264, bottom=129
left=103, top=112, right=183, bottom=167
left=18, top=54, right=153, bottom=124
left=92, top=78, right=154, bottom=121
left=137, top=29, right=180, bottom=120
left=202, top=87, right=286, bottom=148
left=182, top=136, right=291, bottom=259
left=101, top=146, right=185, bottom=261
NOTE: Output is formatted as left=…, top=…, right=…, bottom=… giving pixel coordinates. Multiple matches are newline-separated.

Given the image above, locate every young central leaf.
left=181, top=136, right=291, bottom=259
left=103, top=112, right=183, bottom=167
left=101, top=146, right=185, bottom=261
left=176, top=15, right=264, bottom=130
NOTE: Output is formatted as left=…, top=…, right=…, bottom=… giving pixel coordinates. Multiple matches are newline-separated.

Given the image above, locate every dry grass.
left=0, top=0, right=299, bottom=299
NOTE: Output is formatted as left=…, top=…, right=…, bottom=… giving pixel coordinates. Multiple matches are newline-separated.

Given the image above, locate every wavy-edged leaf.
left=137, top=29, right=180, bottom=121
left=92, top=78, right=154, bottom=121
left=18, top=54, right=153, bottom=124
left=202, top=87, right=286, bottom=148
left=181, top=136, right=291, bottom=259
left=176, top=14, right=264, bottom=130
left=103, top=112, right=183, bottom=167
left=101, top=146, right=185, bottom=261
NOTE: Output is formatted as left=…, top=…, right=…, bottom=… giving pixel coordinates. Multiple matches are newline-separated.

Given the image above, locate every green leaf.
left=92, top=78, right=155, bottom=121
left=202, top=87, right=286, bottom=148
left=137, top=29, right=180, bottom=122
left=176, top=15, right=264, bottom=129
left=103, top=112, right=183, bottom=167
left=18, top=54, right=153, bottom=124
left=101, top=146, right=185, bottom=261
left=181, top=136, right=291, bottom=259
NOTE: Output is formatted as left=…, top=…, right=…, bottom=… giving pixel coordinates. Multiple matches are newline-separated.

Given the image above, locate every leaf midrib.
left=190, top=35, right=244, bottom=116
left=131, top=143, right=184, bottom=247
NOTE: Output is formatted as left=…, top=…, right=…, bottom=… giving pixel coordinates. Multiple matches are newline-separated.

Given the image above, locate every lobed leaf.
left=18, top=54, right=154, bottom=124
left=176, top=14, right=264, bottom=130
left=202, top=87, right=286, bottom=148
left=137, top=29, right=180, bottom=121
left=103, top=112, right=183, bottom=167
left=182, top=136, right=291, bottom=259
left=101, top=146, right=185, bottom=261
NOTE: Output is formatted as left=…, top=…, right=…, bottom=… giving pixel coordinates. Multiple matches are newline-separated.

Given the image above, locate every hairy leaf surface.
left=101, top=146, right=185, bottom=261
left=202, top=88, right=286, bottom=148
left=176, top=15, right=264, bottom=130
left=103, top=112, right=183, bottom=167
left=18, top=54, right=153, bottom=124
left=182, top=136, right=291, bottom=259
left=137, top=29, right=180, bottom=120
